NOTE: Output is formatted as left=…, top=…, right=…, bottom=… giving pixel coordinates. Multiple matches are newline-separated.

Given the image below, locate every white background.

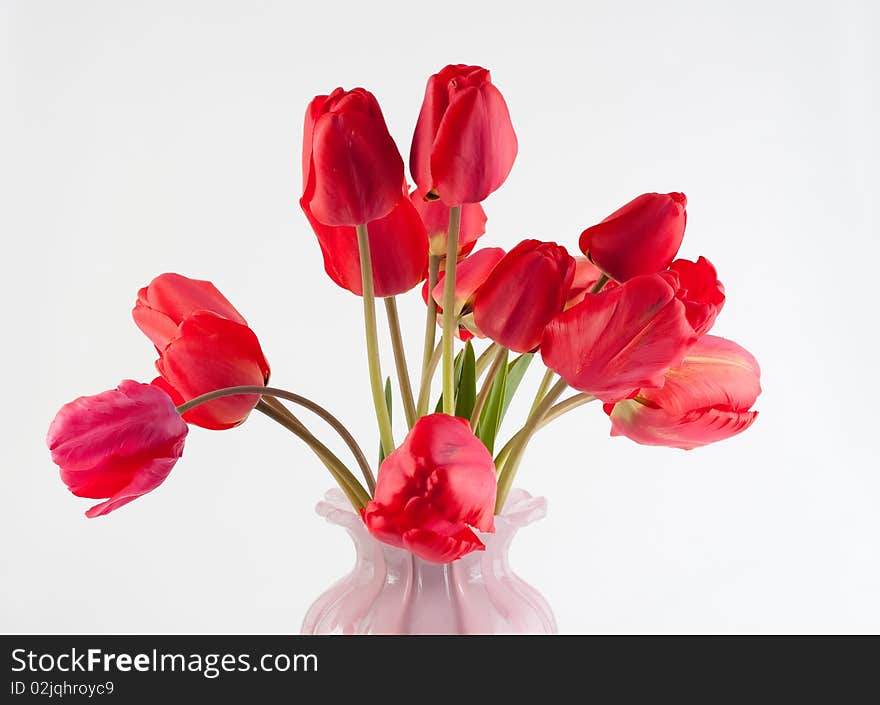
left=2, top=0, right=878, bottom=634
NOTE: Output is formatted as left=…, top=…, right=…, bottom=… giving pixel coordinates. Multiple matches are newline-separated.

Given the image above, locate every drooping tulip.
left=606, top=335, right=760, bottom=449
left=46, top=381, right=188, bottom=517
left=410, top=188, right=487, bottom=258
left=133, top=273, right=247, bottom=351
left=302, top=87, right=404, bottom=226
left=579, top=192, right=687, bottom=282
left=302, top=196, right=428, bottom=297
left=472, top=239, right=575, bottom=353
left=541, top=272, right=697, bottom=402
left=410, top=64, right=517, bottom=205
left=669, top=256, right=726, bottom=337
left=133, top=274, right=270, bottom=430
left=363, top=414, right=496, bottom=563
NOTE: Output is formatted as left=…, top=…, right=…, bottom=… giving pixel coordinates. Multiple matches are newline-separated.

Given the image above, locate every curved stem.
left=255, top=402, right=369, bottom=510
left=177, top=385, right=375, bottom=495
left=419, top=254, right=442, bottom=415
left=470, top=345, right=507, bottom=427
left=416, top=343, right=443, bottom=417
left=261, top=395, right=375, bottom=495
left=495, top=378, right=568, bottom=513
left=529, top=368, right=556, bottom=417
left=441, top=205, right=462, bottom=415
left=540, top=393, right=596, bottom=428
left=384, top=296, right=417, bottom=429
left=356, top=223, right=395, bottom=457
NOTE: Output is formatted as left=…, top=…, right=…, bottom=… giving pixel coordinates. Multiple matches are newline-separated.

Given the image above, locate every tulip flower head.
left=542, top=272, right=698, bottom=402
left=669, top=256, right=726, bottom=337
left=606, top=335, right=761, bottom=449
left=579, top=192, right=687, bottom=282
left=302, top=87, right=405, bottom=226
left=47, top=381, right=188, bottom=517
left=410, top=64, right=518, bottom=206
left=472, top=239, right=575, bottom=353
left=363, top=414, right=497, bottom=563
left=134, top=273, right=270, bottom=430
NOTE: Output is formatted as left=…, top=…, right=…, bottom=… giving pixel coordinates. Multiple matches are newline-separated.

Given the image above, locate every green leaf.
left=379, top=376, right=393, bottom=465
left=474, top=349, right=510, bottom=454
left=501, top=353, right=534, bottom=419
left=454, top=340, right=477, bottom=420
left=434, top=348, right=465, bottom=413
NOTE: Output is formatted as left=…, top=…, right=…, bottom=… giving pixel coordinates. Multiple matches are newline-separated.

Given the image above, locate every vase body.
left=301, top=488, right=557, bottom=635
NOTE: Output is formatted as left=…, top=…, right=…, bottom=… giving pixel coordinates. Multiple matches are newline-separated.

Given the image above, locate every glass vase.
left=301, top=487, right=557, bottom=635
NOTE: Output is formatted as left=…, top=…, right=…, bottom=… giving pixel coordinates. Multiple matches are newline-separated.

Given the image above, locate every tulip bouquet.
left=47, top=65, right=760, bottom=571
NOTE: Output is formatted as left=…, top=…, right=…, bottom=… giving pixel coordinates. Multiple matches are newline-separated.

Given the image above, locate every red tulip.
left=669, top=256, right=725, bottom=337
left=410, top=64, right=518, bottom=205
left=47, top=381, right=188, bottom=517
left=472, top=240, right=575, bottom=353
left=579, top=192, right=687, bottom=282
left=302, top=196, right=428, bottom=297
left=606, top=335, right=760, bottom=449
left=410, top=188, right=487, bottom=257
left=133, top=274, right=270, bottom=430
left=541, top=272, right=698, bottom=402
left=302, top=87, right=404, bottom=226
left=133, top=273, right=247, bottom=351
left=363, top=414, right=496, bottom=563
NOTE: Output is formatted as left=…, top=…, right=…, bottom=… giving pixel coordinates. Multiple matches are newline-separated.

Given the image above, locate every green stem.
left=356, top=223, right=395, bottom=457
left=475, top=342, right=501, bottom=379
left=384, top=296, right=417, bottom=429
left=470, top=345, right=507, bottom=427
left=495, top=378, right=568, bottom=513
left=590, top=273, right=610, bottom=294
left=418, top=254, right=442, bottom=415
left=255, top=402, right=369, bottom=510
left=529, top=368, right=556, bottom=417
left=441, top=205, right=462, bottom=415
left=261, top=394, right=375, bottom=495
left=176, top=385, right=375, bottom=496
left=416, top=342, right=443, bottom=417
left=540, top=393, right=596, bottom=427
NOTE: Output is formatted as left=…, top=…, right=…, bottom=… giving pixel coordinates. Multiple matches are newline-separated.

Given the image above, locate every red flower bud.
left=669, top=256, right=725, bottom=337
left=472, top=240, right=575, bottom=353
left=541, top=272, right=698, bottom=402
left=302, top=87, right=404, bottom=226
left=133, top=274, right=270, bottom=430
left=363, top=414, right=496, bottom=563
left=579, top=192, right=687, bottom=282
left=410, top=65, right=517, bottom=205
left=606, top=335, right=760, bottom=449
left=47, top=381, right=188, bottom=517
left=301, top=196, right=428, bottom=297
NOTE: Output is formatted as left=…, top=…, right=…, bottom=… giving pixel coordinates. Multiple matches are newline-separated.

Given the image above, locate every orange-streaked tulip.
left=606, top=335, right=760, bottom=449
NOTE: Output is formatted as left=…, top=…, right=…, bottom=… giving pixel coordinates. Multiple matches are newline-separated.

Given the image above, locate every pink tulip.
left=47, top=381, right=188, bottom=517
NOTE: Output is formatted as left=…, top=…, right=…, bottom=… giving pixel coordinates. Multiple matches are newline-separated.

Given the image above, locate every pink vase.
left=301, top=487, right=557, bottom=635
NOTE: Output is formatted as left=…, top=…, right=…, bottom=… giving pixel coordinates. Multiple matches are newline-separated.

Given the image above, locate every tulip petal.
left=156, top=312, right=270, bottom=430
left=133, top=273, right=247, bottom=351
left=542, top=273, right=697, bottom=401
left=410, top=189, right=487, bottom=257
left=302, top=196, right=428, bottom=298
